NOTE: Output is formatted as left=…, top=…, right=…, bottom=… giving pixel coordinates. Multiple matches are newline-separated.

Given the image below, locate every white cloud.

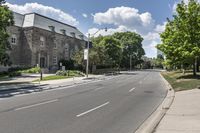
left=6, top=2, right=79, bottom=26
left=154, top=22, right=167, bottom=33
left=89, top=6, right=167, bottom=57
left=87, top=23, right=166, bottom=57
left=82, top=13, right=88, bottom=18
left=87, top=25, right=132, bottom=37
left=93, top=6, right=155, bottom=34
left=172, top=0, right=200, bottom=13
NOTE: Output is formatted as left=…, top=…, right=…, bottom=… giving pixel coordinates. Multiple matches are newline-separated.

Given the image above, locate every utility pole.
left=130, top=55, right=132, bottom=71
left=86, top=33, right=90, bottom=78
left=85, top=28, right=107, bottom=78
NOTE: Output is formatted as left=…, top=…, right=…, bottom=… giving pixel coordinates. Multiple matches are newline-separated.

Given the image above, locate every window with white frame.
left=40, top=36, right=45, bottom=47
left=75, top=45, right=79, bottom=51
left=11, top=34, right=17, bottom=45
left=70, top=32, right=75, bottom=38
left=53, top=56, right=57, bottom=65
left=53, top=43, right=57, bottom=49
left=49, top=26, right=55, bottom=32
left=65, top=43, right=69, bottom=58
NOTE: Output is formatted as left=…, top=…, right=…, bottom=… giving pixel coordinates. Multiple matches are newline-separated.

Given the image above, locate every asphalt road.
left=0, top=70, right=167, bottom=133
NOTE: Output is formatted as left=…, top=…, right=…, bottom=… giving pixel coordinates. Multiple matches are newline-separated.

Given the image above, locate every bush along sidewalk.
left=0, top=66, right=41, bottom=79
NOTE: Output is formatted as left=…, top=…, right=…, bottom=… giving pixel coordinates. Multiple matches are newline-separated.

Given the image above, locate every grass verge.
left=161, top=71, right=200, bottom=91
left=33, top=75, right=73, bottom=82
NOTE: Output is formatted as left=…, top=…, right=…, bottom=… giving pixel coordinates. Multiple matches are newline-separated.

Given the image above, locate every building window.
left=40, top=36, right=45, bottom=47
left=49, top=26, right=55, bottom=32
left=70, top=32, right=75, bottom=38
left=79, top=35, right=84, bottom=40
left=53, top=43, right=57, bottom=49
left=75, top=45, right=79, bottom=51
left=60, top=29, right=66, bottom=35
left=65, top=43, right=69, bottom=58
left=53, top=56, right=57, bottom=65
left=11, top=34, right=17, bottom=45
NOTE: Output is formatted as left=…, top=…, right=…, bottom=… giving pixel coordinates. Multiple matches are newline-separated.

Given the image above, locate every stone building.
left=7, top=12, right=87, bottom=72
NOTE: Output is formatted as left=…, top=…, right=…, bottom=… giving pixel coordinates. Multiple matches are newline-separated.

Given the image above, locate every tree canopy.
left=0, top=0, right=14, bottom=65
left=157, top=0, right=200, bottom=75
left=72, top=31, right=145, bottom=70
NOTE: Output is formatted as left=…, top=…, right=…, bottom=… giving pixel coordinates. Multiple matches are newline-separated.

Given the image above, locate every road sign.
left=84, top=49, right=88, bottom=60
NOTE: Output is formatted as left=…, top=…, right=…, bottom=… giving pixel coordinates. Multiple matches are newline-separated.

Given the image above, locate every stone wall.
left=31, top=27, right=85, bottom=71
left=7, top=26, right=23, bottom=66
left=6, top=26, right=86, bottom=71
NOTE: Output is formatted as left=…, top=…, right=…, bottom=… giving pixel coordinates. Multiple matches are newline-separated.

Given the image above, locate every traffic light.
left=85, top=41, right=93, bottom=49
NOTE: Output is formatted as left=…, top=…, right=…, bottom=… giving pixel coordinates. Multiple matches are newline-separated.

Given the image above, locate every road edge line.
left=134, top=72, right=175, bottom=133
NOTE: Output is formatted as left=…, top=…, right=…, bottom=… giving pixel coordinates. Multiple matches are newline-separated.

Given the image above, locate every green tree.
left=112, top=32, right=145, bottom=68
left=157, top=0, right=200, bottom=76
left=99, top=36, right=122, bottom=68
left=0, top=0, right=14, bottom=65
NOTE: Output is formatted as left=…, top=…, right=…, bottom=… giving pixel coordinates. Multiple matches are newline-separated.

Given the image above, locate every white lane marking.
left=14, top=99, right=58, bottom=111
left=76, top=102, right=110, bottom=117
left=94, top=87, right=104, bottom=91
left=129, top=88, right=136, bottom=92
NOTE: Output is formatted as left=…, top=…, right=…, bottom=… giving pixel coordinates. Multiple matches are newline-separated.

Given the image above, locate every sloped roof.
left=13, top=12, right=88, bottom=41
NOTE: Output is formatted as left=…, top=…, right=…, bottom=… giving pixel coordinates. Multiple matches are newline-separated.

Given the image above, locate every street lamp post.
left=85, top=28, right=107, bottom=78
left=86, top=33, right=90, bottom=78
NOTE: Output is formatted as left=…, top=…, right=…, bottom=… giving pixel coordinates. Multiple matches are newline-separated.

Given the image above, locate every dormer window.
left=49, top=26, right=55, bottom=32
left=60, top=29, right=66, bottom=35
left=79, top=35, right=84, bottom=40
left=70, top=32, right=75, bottom=38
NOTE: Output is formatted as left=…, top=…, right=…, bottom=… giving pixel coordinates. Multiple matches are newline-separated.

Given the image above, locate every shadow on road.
left=0, top=84, right=48, bottom=99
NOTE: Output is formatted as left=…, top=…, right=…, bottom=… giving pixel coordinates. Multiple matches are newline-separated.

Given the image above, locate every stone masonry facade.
left=6, top=12, right=87, bottom=72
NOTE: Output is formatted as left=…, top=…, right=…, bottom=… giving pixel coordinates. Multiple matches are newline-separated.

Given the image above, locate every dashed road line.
left=94, top=87, right=104, bottom=91
left=129, top=88, right=136, bottom=92
left=76, top=102, right=110, bottom=117
left=14, top=99, right=58, bottom=111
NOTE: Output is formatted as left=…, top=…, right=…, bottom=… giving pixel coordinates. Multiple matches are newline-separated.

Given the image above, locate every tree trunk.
left=193, top=58, right=197, bottom=76
left=196, top=57, right=199, bottom=72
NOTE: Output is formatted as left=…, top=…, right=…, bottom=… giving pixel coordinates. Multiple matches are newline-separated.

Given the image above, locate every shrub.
left=58, top=59, right=75, bottom=70
left=21, top=67, right=41, bottom=73
left=56, top=70, right=85, bottom=77
left=9, top=71, right=21, bottom=77
left=8, top=67, right=29, bottom=73
left=56, top=70, right=68, bottom=76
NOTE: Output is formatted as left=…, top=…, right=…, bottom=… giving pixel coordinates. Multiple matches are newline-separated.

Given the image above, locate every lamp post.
left=86, top=33, right=90, bottom=78
left=85, top=28, right=107, bottom=78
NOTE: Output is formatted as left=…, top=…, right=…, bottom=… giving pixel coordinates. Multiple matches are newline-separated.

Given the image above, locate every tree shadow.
left=177, top=74, right=200, bottom=79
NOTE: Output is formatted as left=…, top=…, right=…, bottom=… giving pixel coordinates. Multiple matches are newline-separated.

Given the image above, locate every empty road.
left=0, top=70, right=167, bottom=133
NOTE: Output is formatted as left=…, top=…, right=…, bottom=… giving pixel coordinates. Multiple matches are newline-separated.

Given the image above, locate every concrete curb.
left=135, top=73, right=175, bottom=133
left=0, top=76, right=107, bottom=97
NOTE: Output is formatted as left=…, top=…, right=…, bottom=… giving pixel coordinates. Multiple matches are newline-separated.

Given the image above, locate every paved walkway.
left=0, top=74, right=106, bottom=95
left=0, top=73, right=53, bottom=84
left=155, top=89, right=200, bottom=133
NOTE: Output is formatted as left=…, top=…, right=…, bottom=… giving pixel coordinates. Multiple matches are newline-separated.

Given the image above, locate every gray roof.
left=13, top=12, right=88, bottom=41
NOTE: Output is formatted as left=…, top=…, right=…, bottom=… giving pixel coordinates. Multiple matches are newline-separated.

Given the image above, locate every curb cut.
left=135, top=73, right=175, bottom=133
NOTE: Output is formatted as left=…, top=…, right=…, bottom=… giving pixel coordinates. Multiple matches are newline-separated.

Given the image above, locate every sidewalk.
left=0, top=74, right=107, bottom=97
left=154, top=89, right=200, bottom=133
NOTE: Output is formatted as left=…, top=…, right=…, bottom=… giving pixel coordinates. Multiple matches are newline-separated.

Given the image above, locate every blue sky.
left=6, top=0, right=181, bottom=57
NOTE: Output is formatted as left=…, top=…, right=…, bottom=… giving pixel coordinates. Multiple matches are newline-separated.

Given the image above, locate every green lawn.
left=0, top=75, right=9, bottom=81
left=161, top=71, right=200, bottom=91
left=34, top=75, right=73, bottom=82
